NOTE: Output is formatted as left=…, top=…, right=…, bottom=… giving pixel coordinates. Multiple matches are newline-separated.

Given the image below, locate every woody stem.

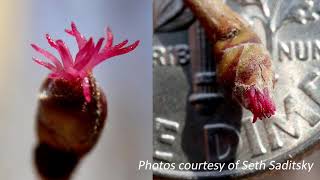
left=185, top=0, right=248, bottom=40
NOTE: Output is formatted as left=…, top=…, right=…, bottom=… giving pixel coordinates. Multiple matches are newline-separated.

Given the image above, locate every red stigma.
left=32, top=22, right=140, bottom=102
left=244, top=87, right=276, bottom=123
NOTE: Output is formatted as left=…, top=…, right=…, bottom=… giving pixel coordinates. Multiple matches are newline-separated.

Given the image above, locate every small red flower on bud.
left=185, top=0, right=277, bottom=123
left=32, top=22, right=139, bottom=161
left=32, top=22, right=140, bottom=102
left=243, top=87, right=276, bottom=123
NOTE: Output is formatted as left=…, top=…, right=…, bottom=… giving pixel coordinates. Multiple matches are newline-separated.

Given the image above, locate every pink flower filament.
left=244, top=87, right=276, bottom=123
left=32, top=22, right=140, bottom=102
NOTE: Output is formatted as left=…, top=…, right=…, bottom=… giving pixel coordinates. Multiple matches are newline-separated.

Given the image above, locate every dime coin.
left=153, top=0, right=320, bottom=179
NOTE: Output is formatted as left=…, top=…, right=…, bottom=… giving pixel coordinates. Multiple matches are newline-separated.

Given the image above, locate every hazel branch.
left=185, top=0, right=249, bottom=40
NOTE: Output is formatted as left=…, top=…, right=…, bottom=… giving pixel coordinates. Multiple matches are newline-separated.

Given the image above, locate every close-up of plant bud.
left=31, top=22, right=139, bottom=179
left=186, top=0, right=276, bottom=123
left=36, top=75, right=107, bottom=156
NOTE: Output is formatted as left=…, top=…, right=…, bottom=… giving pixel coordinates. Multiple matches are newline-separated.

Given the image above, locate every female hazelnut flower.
left=186, top=0, right=276, bottom=123
left=32, top=22, right=139, bottom=157
left=32, top=22, right=139, bottom=102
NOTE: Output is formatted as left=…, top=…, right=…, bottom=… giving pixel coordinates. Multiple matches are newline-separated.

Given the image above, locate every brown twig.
left=185, top=0, right=250, bottom=40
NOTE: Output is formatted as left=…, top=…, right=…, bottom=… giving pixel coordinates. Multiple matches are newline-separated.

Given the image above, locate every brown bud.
left=36, top=75, right=107, bottom=157
left=185, top=0, right=276, bottom=122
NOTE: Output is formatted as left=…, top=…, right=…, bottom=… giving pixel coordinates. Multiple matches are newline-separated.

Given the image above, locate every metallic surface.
left=153, top=0, right=194, bottom=32
left=153, top=0, right=320, bottom=179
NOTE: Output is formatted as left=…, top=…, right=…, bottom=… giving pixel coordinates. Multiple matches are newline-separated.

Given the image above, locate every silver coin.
left=153, top=0, right=320, bottom=179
